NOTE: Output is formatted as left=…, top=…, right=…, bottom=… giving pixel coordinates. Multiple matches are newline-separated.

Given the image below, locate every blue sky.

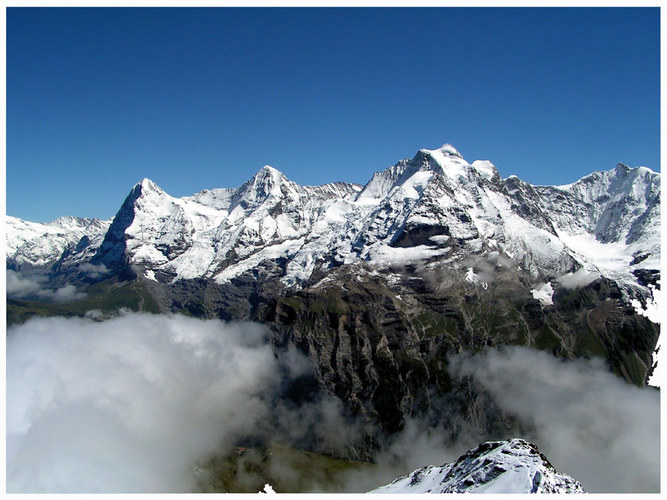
left=7, top=7, right=660, bottom=222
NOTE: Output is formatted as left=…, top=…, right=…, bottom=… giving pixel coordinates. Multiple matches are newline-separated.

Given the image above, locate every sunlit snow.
left=531, top=282, right=554, bottom=306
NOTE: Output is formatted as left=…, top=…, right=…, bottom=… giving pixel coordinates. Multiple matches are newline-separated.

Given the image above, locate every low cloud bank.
left=6, top=269, right=42, bottom=297
left=448, top=347, right=660, bottom=493
left=7, top=314, right=659, bottom=493
left=7, top=313, right=314, bottom=493
left=339, top=346, right=659, bottom=494
left=6, top=269, right=86, bottom=302
left=78, top=262, right=110, bottom=278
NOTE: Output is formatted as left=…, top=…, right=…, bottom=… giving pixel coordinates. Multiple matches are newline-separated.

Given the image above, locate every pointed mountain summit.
left=417, top=143, right=464, bottom=163
left=246, top=165, right=286, bottom=191
left=124, top=177, right=166, bottom=199
left=230, top=165, right=290, bottom=211
left=414, top=143, right=473, bottom=179
left=357, top=144, right=499, bottom=205
left=91, top=177, right=176, bottom=275
left=132, top=178, right=171, bottom=205
left=138, top=177, right=161, bottom=191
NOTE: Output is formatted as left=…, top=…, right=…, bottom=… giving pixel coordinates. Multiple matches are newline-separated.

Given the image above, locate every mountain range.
left=6, top=143, right=661, bottom=464
left=8, top=144, right=660, bottom=294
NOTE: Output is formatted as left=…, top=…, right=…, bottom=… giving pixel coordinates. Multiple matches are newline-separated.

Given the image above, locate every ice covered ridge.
left=6, top=143, right=660, bottom=301
left=369, top=438, right=586, bottom=494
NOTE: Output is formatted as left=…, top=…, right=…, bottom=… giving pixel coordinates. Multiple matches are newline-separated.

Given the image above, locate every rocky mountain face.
left=369, top=438, right=586, bottom=493
left=6, top=144, right=661, bottom=458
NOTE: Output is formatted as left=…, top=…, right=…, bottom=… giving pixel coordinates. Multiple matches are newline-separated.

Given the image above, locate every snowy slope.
left=6, top=144, right=660, bottom=300
left=369, top=439, right=585, bottom=494
left=6, top=215, right=110, bottom=269
left=89, top=169, right=362, bottom=283
left=535, top=164, right=661, bottom=287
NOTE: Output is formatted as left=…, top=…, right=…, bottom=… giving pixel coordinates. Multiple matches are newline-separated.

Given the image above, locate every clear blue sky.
left=7, top=7, right=660, bottom=222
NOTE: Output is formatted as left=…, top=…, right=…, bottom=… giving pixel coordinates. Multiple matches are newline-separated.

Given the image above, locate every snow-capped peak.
left=136, top=178, right=164, bottom=195
left=471, top=159, right=500, bottom=182
left=127, top=178, right=172, bottom=214
left=417, top=144, right=500, bottom=183
left=48, top=216, right=99, bottom=230
left=615, top=162, right=631, bottom=176
left=230, top=165, right=290, bottom=210
left=358, top=143, right=485, bottom=203
left=124, top=178, right=168, bottom=203
left=413, top=143, right=471, bottom=182
left=420, top=143, right=463, bottom=159
left=6, top=215, right=111, bottom=268
left=254, top=165, right=286, bottom=191
left=252, top=165, right=288, bottom=188
left=257, top=164, right=282, bottom=176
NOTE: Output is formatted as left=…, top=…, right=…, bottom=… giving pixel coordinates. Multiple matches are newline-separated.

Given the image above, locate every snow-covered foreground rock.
left=369, top=438, right=585, bottom=494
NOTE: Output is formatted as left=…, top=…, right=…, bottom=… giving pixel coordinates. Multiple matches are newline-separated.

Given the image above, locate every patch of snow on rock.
left=632, top=282, right=661, bottom=324
left=259, top=483, right=276, bottom=494
left=471, top=159, right=499, bottom=181
left=531, top=282, right=554, bottom=306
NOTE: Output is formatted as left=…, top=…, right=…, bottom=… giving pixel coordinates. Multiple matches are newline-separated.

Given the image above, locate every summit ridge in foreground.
left=369, top=438, right=586, bottom=494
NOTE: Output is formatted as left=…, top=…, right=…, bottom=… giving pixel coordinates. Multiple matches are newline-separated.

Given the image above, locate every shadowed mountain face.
left=90, top=180, right=146, bottom=279
left=6, top=144, right=661, bottom=461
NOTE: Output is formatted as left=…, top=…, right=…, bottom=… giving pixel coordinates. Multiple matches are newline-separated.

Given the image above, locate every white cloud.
left=6, top=269, right=44, bottom=297
left=7, top=269, right=87, bottom=302
left=38, top=283, right=87, bottom=302
left=530, top=281, right=553, bottom=306
left=448, top=346, right=660, bottom=493
left=7, top=313, right=659, bottom=493
left=78, top=262, right=109, bottom=278
left=7, top=314, right=281, bottom=493
left=631, top=282, right=662, bottom=324
left=556, top=267, right=598, bottom=289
